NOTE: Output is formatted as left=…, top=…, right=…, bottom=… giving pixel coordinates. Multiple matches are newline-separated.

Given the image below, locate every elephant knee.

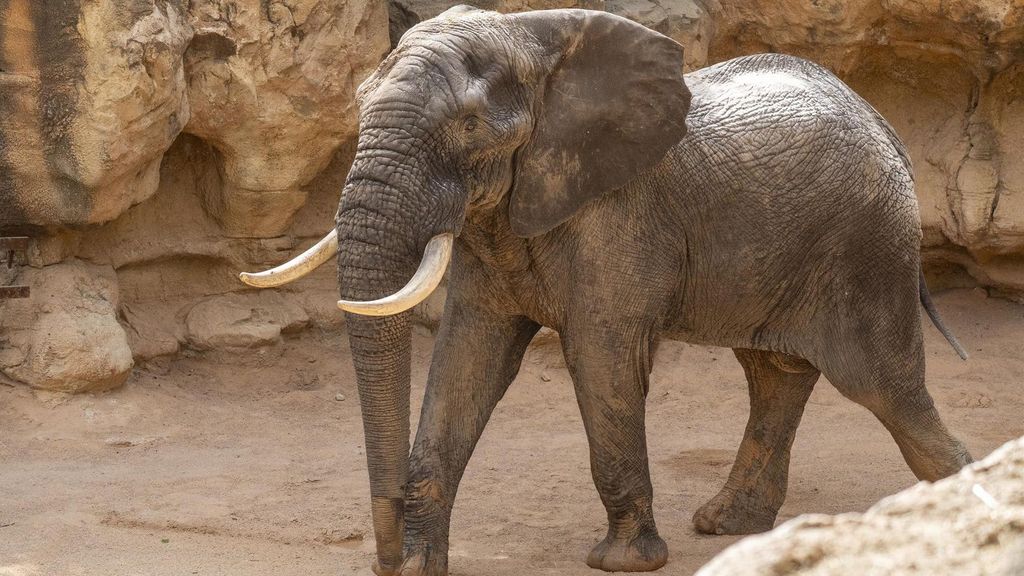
left=768, top=352, right=816, bottom=375
left=404, top=473, right=451, bottom=524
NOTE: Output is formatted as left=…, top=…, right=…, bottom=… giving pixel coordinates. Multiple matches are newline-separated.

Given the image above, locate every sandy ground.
left=1, top=288, right=1022, bottom=576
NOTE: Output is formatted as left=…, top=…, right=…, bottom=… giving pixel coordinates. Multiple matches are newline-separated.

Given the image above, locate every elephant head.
left=240, top=7, right=690, bottom=574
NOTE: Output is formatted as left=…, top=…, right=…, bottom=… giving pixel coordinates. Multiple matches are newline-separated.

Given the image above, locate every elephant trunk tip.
left=370, top=496, right=406, bottom=575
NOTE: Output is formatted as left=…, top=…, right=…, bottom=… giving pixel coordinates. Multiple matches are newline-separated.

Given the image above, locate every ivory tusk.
left=239, top=229, right=339, bottom=288
left=337, top=233, right=453, bottom=317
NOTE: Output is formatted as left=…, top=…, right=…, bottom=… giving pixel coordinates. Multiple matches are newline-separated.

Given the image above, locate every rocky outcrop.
left=0, top=0, right=192, bottom=229
left=0, top=260, right=133, bottom=393
left=696, top=435, right=1024, bottom=576
left=184, top=0, right=389, bottom=237
left=0, top=1, right=386, bottom=392
left=0, top=0, right=388, bottom=235
left=75, top=133, right=348, bottom=363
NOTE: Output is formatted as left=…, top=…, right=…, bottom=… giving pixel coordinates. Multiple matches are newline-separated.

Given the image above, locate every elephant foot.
left=398, top=547, right=447, bottom=576
left=586, top=529, right=668, bottom=572
left=692, top=489, right=778, bottom=535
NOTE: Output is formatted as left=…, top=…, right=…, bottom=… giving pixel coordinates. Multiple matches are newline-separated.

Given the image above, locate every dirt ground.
left=1, top=288, right=1022, bottom=576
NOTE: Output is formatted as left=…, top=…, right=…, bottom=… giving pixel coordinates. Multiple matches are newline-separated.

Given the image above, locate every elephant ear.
left=506, top=10, right=691, bottom=238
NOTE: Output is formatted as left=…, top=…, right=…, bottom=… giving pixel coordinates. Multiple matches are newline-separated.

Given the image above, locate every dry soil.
left=1, top=289, right=1022, bottom=576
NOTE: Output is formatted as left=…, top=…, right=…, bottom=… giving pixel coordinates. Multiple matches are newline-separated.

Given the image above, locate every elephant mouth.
left=238, top=230, right=453, bottom=317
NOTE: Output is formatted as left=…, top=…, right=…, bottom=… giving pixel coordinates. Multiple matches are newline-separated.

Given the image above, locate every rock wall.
left=1, top=0, right=387, bottom=392
left=695, top=435, right=1024, bottom=576
left=0, top=0, right=192, bottom=228
left=185, top=0, right=387, bottom=236
left=1, top=0, right=1022, bottom=392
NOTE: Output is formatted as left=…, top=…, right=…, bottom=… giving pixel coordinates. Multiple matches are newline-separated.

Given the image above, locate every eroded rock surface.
left=0, top=0, right=193, bottom=228
left=0, top=261, right=133, bottom=393
left=0, top=1, right=385, bottom=392
left=696, top=435, right=1024, bottom=576
left=184, top=0, right=390, bottom=237
left=186, top=291, right=309, bottom=350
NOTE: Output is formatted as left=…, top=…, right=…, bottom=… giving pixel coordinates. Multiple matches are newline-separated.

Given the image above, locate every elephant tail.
left=919, top=269, right=969, bottom=360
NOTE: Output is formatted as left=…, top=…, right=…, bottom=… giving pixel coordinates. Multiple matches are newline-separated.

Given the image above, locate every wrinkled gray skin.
left=336, top=7, right=973, bottom=575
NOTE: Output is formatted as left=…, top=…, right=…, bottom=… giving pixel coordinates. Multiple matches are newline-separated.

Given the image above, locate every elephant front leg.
left=693, top=348, right=819, bottom=535
left=400, top=306, right=539, bottom=576
left=562, top=324, right=667, bottom=572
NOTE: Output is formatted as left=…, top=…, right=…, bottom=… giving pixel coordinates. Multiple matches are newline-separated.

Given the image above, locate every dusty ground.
left=1, top=288, right=1022, bottom=576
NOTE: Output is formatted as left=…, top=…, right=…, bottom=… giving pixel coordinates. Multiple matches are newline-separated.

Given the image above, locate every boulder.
left=696, top=436, right=1024, bottom=576
left=0, top=0, right=193, bottom=228
left=183, top=0, right=390, bottom=237
left=185, top=291, right=310, bottom=350
left=0, top=260, right=133, bottom=393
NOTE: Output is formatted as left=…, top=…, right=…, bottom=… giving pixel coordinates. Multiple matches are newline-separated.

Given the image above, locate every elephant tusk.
left=238, top=229, right=339, bottom=288
left=337, top=233, right=453, bottom=316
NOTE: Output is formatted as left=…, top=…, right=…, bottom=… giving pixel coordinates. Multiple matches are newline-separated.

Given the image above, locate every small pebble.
left=334, top=393, right=346, bottom=401
left=540, top=373, right=551, bottom=382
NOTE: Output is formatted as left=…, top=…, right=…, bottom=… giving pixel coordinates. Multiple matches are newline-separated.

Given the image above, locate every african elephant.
left=240, top=6, right=973, bottom=575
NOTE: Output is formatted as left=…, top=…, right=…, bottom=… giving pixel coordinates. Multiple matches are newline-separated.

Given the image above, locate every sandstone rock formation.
left=695, top=435, right=1024, bottom=576
left=0, top=0, right=192, bottom=228
left=0, top=260, right=133, bottom=393
left=0, top=1, right=384, bottom=391
left=184, top=0, right=389, bottom=237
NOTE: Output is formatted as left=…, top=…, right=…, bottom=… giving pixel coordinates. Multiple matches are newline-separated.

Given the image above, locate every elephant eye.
left=463, top=116, right=479, bottom=133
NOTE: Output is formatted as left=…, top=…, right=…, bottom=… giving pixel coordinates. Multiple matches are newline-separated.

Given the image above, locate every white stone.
left=696, top=436, right=1024, bottom=576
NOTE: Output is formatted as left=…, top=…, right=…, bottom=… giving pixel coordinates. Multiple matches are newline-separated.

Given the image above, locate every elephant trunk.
left=345, top=309, right=412, bottom=576
left=336, top=173, right=435, bottom=575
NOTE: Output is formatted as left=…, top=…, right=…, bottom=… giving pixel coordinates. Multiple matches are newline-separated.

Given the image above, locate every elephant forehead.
left=361, top=48, right=519, bottom=124
left=358, top=60, right=459, bottom=122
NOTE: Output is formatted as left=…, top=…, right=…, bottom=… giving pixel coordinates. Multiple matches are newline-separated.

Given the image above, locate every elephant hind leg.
left=825, top=340, right=972, bottom=482
left=877, top=396, right=973, bottom=482
left=693, top=348, right=819, bottom=535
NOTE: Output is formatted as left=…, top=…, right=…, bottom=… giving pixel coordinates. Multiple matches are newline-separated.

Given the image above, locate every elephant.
left=239, top=6, right=973, bottom=575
